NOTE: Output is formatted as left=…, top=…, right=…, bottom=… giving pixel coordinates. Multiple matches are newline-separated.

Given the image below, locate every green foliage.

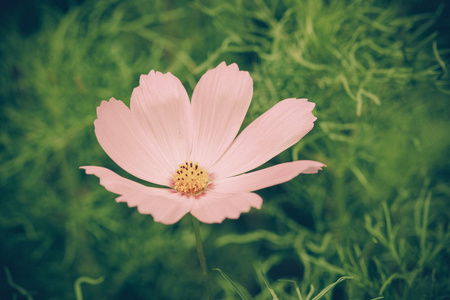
left=4, top=268, right=33, bottom=300
left=1, top=0, right=449, bottom=299
left=74, top=276, right=104, bottom=300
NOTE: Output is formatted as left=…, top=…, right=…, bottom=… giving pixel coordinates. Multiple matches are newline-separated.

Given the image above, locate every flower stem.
left=191, top=215, right=211, bottom=300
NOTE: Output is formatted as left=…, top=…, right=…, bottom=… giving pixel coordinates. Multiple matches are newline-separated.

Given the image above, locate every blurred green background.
left=1, top=0, right=449, bottom=299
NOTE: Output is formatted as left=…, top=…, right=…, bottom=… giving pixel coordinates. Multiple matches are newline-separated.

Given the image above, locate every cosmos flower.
left=81, top=62, right=324, bottom=224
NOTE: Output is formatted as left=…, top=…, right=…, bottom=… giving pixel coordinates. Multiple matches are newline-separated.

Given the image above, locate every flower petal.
left=190, top=191, right=263, bottom=224
left=130, top=70, right=193, bottom=170
left=93, top=98, right=172, bottom=186
left=190, top=62, right=253, bottom=169
left=212, top=160, right=325, bottom=193
left=211, top=98, right=317, bottom=178
left=81, top=166, right=193, bottom=225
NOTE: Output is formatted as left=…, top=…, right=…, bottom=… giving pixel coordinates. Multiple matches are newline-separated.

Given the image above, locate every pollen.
left=173, top=161, right=209, bottom=196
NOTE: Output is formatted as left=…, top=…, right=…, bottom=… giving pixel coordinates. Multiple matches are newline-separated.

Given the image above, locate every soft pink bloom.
left=81, top=62, right=325, bottom=224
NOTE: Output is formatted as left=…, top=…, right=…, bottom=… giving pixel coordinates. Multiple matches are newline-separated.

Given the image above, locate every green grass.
left=1, top=0, right=449, bottom=299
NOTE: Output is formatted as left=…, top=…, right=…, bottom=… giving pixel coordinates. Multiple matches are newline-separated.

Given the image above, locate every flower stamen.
left=173, top=161, right=209, bottom=196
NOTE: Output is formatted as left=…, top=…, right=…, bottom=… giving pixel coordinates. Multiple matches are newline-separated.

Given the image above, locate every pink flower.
left=81, top=62, right=325, bottom=224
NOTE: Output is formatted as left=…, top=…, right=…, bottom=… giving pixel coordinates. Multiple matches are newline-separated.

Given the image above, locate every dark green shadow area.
left=1, top=0, right=449, bottom=299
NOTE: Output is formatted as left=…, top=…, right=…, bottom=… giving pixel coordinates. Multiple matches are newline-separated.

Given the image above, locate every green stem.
left=191, top=215, right=211, bottom=300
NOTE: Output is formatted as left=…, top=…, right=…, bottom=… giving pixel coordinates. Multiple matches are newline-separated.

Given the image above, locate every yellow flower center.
left=173, top=161, right=209, bottom=196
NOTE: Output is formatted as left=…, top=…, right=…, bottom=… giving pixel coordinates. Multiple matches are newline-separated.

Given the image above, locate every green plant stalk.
left=192, top=215, right=211, bottom=300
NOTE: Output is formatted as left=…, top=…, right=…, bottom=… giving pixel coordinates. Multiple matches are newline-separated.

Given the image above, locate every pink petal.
left=93, top=99, right=172, bottom=186
left=190, top=62, right=253, bottom=169
left=130, top=70, right=193, bottom=170
left=190, top=191, right=263, bottom=224
left=81, top=166, right=193, bottom=225
left=210, top=98, right=317, bottom=178
left=212, top=160, right=325, bottom=193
